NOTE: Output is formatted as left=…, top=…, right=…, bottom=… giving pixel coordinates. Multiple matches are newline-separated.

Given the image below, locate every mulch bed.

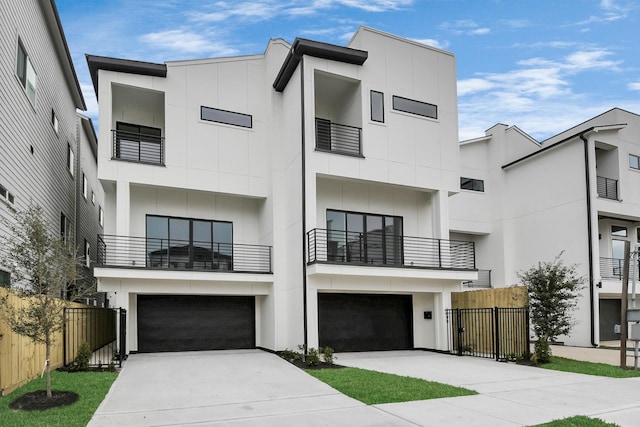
left=286, top=359, right=345, bottom=370
left=9, top=390, right=79, bottom=411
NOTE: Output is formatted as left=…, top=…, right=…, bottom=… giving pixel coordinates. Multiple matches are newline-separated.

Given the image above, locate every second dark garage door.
left=318, top=293, right=413, bottom=352
left=137, top=295, right=255, bottom=352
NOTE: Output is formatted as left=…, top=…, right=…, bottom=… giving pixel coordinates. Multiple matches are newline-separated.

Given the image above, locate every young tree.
left=518, top=253, right=585, bottom=363
left=0, top=205, right=90, bottom=397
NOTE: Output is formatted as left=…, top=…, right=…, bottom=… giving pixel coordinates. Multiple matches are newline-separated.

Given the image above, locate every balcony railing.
left=112, top=130, right=165, bottom=165
left=597, top=176, right=618, bottom=200
left=599, top=257, right=640, bottom=281
left=307, top=228, right=475, bottom=270
left=463, top=269, right=492, bottom=288
left=315, top=118, right=362, bottom=157
left=97, top=235, right=271, bottom=273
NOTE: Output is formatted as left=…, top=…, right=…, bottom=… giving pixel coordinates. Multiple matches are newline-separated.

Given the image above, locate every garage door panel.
left=138, top=295, right=255, bottom=352
left=318, top=293, right=413, bottom=352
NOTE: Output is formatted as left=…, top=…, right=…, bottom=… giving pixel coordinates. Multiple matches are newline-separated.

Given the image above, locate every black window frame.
left=460, top=177, right=485, bottom=192
left=200, top=106, right=252, bottom=128
left=392, top=95, right=437, bottom=119
left=370, top=90, right=384, bottom=123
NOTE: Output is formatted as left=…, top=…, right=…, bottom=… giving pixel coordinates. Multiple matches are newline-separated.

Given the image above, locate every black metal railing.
left=315, top=118, right=362, bottom=156
left=600, top=257, right=640, bottom=280
left=64, top=307, right=126, bottom=368
left=597, top=176, right=618, bottom=200
left=307, top=228, right=475, bottom=270
left=97, top=234, right=272, bottom=273
left=463, top=269, right=492, bottom=288
left=446, top=307, right=530, bottom=361
left=112, top=129, right=165, bottom=165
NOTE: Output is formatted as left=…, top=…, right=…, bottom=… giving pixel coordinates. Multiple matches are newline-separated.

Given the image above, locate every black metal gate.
left=63, top=307, right=127, bottom=367
left=445, top=307, right=529, bottom=361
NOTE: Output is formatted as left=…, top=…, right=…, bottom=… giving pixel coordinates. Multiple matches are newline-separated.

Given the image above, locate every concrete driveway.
left=90, top=349, right=640, bottom=426
left=88, top=349, right=414, bottom=426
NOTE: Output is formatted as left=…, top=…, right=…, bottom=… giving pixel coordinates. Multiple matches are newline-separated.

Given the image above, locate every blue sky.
left=57, top=0, right=640, bottom=141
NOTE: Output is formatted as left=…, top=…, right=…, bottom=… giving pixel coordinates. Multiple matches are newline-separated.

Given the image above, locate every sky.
left=56, top=0, right=640, bottom=142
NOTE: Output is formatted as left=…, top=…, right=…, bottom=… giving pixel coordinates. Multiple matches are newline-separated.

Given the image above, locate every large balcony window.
left=112, top=122, right=164, bottom=165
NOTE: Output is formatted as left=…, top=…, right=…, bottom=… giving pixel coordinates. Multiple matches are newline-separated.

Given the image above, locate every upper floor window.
left=51, top=110, right=59, bottom=134
left=67, top=143, right=75, bottom=176
left=0, top=269, right=10, bottom=287
left=0, top=183, right=15, bottom=206
left=91, top=191, right=96, bottom=205
left=630, top=154, right=640, bottom=170
left=460, top=177, right=484, bottom=192
left=370, top=90, right=384, bottom=123
left=60, top=213, right=69, bottom=243
left=16, top=40, right=37, bottom=105
left=392, top=95, right=437, bottom=119
left=84, top=239, right=91, bottom=268
left=612, top=225, right=627, bottom=237
left=201, top=106, right=252, bottom=128
left=99, top=206, right=104, bottom=227
left=82, top=173, right=88, bottom=199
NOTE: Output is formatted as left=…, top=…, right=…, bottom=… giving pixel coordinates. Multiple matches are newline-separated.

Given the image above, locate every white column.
left=434, top=291, right=452, bottom=351
left=116, top=180, right=130, bottom=237
left=432, top=189, right=450, bottom=240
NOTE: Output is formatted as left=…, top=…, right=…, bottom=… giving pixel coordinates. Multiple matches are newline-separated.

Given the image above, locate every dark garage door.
left=318, top=293, right=413, bottom=352
left=137, top=295, right=255, bottom=352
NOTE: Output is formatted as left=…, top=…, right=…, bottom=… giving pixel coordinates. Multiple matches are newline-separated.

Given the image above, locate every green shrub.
left=306, top=347, right=319, bottom=367
left=280, top=348, right=302, bottom=363
left=319, top=346, right=335, bottom=365
left=75, top=342, right=92, bottom=371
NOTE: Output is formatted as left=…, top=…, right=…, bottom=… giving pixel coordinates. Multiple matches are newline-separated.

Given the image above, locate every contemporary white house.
left=452, top=108, right=640, bottom=347
left=88, top=27, right=478, bottom=354
left=0, top=0, right=104, bottom=296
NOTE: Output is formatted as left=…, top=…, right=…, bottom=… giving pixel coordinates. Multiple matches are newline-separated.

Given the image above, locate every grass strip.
left=537, top=415, right=618, bottom=426
left=540, top=356, right=640, bottom=378
left=0, top=370, right=117, bottom=427
left=306, top=367, right=476, bottom=405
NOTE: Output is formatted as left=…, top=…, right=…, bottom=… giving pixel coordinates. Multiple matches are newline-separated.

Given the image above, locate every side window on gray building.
left=370, top=91, right=384, bottom=123
left=16, top=39, right=37, bottom=105
left=392, top=95, right=437, bottom=119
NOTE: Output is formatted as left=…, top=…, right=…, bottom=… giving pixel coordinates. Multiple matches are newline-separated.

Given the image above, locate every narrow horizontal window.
left=629, top=154, right=640, bottom=170
left=460, top=177, right=484, bottom=192
left=201, top=106, right=252, bottom=128
left=612, top=225, right=627, bottom=237
left=370, top=90, right=384, bottom=123
left=392, top=95, right=437, bottom=119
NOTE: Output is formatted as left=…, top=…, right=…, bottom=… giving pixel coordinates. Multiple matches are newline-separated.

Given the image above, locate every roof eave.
left=85, top=55, right=167, bottom=99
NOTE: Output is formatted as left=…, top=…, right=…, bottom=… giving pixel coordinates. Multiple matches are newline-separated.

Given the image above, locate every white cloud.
left=411, top=38, right=447, bottom=50
left=457, top=78, right=495, bottom=96
left=139, top=30, right=238, bottom=57
left=440, top=20, right=491, bottom=36
left=574, top=0, right=631, bottom=25
left=629, top=82, right=640, bottom=91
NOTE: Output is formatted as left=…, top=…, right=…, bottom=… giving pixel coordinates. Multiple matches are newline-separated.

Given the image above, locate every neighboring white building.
left=88, top=27, right=477, bottom=354
left=452, top=108, right=640, bottom=347
left=0, top=0, right=104, bottom=295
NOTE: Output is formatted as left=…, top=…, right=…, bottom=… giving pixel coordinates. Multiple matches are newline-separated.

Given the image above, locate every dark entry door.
left=599, top=299, right=621, bottom=341
left=137, top=295, right=255, bottom=352
left=318, top=293, right=413, bottom=352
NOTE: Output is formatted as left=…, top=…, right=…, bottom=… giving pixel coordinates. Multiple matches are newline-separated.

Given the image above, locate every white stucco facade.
left=90, top=27, right=477, bottom=354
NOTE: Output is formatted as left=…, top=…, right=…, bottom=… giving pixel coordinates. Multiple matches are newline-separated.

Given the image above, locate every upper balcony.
left=307, top=228, right=476, bottom=270
left=96, top=234, right=272, bottom=274
left=112, top=129, right=165, bottom=166
left=599, top=257, right=640, bottom=281
left=315, top=118, right=362, bottom=156
left=597, top=176, right=618, bottom=201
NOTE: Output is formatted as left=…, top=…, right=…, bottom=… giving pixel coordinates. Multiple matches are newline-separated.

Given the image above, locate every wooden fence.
left=452, top=286, right=528, bottom=309
left=0, top=288, right=91, bottom=396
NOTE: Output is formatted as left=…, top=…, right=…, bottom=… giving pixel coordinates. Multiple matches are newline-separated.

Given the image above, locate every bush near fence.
left=0, top=288, right=94, bottom=396
left=450, top=287, right=529, bottom=359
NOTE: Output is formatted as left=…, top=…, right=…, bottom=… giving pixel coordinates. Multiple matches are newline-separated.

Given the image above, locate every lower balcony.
left=97, top=235, right=272, bottom=273
left=307, top=228, right=476, bottom=270
left=599, top=257, right=640, bottom=281
left=463, top=269, right=492, bottom=288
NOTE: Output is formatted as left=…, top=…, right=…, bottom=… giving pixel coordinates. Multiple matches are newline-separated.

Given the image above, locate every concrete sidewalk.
left=551, top=343, right=640, bottom=368
left=337, top=351, right=640, bottom=426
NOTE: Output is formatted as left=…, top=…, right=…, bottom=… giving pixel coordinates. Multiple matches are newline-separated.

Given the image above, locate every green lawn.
left=537, top=415, right=618, bottom=426
left=306, top=367, right=477, bottom=405
left=0, top=370, right=117, bottom=427
left=540, top=356, right=640, bottom=378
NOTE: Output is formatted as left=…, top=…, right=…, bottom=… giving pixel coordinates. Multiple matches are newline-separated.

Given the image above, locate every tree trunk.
left=46, top=336, right=51, bottom=398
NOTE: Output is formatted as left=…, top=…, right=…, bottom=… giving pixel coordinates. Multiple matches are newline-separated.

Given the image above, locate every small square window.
left=612, top=225, right=627, bottom=237
left=460, top=177, right=484, bottom=192
left=630, top=154, right=640, bottom=170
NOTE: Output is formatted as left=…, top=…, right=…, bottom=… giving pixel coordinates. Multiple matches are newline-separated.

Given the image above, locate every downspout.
left=299, top=57, right=308, bottom=353
left=581, top=132, right=597, bottom=347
